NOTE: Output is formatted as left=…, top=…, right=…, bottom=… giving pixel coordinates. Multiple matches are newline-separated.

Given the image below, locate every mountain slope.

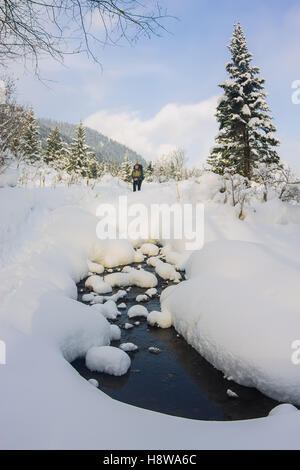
left=38, top=118, right=145, bottom=165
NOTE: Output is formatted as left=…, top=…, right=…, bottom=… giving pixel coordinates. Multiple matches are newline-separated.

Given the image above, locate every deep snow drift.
left=0, top=173, right=300, bottom=449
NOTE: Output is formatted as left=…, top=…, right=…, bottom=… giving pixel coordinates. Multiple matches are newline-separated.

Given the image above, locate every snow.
left=1, top=176, right=300, bottom=449
left=110, top=289, right=127, bottom=302
left=88, top=379, right=99, bottom=388
left=86, top=346, right=131, bottom=376
left=127, top=305, right=149, bottom=319
left=128, top=268, right=158, bottom=288
left=110, top=324, right=121, bottom=341
left=136, top=294, right=148, bottom=302
left=81, top=293, right=94, bottom=302
left=124, top=322, right=134, bottom=330
left=87, top=260, right=104, bottom=274
left=104, top=272, right=130, bottom=287
left=147, top=310, right=172, bottom=329
left=149, top=258, right=181, bottom=282
left=92, top=239, right=136, bottom=268
left=161, top=239, right=300, bottom=405
left=139, top=243, right=159, bottom=257
left=119, top=343, right=138, bottom=352
left=104, top=269, right=157, bottom=288
left=145, top=287, right=157, bottom=297
left=103, top=299, right=120, bottom=319
left=134, top=251, right=145, bottom=263
left=0, top=168, right=19, bottom=188
left=227, top=389, right=238, bottom=398
left=118, top=302, right=127, bottom=309
left=91, top=295, right=104, bottom=304
left=85, top=275, right=112, bottom=294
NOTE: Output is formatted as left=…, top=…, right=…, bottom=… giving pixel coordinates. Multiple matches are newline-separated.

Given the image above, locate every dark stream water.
left=72, top=262, right=280, bottom=421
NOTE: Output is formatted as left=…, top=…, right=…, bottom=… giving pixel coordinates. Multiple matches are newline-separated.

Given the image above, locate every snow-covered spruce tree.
left=120, top=151, right=133, bottom=182
left=44, top=126, right=66, bottom=167
left=87, top=153, right=103, bottom=180
left=145, top=161, right=154, bottom=181
left=67, top=121, right=93, bottom=178
left=21, top=107, right=41, bottom=165
left=208, top=23, right=280, bottom=179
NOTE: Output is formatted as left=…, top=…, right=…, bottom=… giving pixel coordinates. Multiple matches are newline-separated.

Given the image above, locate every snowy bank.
left=1, top=180, right=300, bottom=449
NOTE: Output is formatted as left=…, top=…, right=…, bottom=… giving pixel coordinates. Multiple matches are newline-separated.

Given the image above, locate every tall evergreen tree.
left=208, top=23, right=280, bottom=179
left=22, top=107, right=40, bottom=164
left=120, top=150, right=133, bottom=182
left=87, top=152, right=102, bottom=179
left=67, top=121, right=93, bottom=177
left=44, top=126, right=66, bottom=167
left=145, top=161, right=154, bottom=181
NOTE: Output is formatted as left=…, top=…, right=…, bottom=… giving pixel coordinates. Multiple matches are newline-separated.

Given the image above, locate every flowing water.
left=72, top=261, right=280, bottom=421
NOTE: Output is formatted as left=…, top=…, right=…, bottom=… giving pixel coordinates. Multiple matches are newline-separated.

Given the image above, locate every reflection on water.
left=73, top=263, right=280, bottom=421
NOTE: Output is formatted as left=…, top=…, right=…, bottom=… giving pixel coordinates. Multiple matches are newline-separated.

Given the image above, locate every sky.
left=11, top=0, right=300, bottom=172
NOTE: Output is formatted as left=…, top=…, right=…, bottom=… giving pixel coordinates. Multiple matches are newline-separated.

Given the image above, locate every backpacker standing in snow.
left=132, top=163, right=144, bottom=192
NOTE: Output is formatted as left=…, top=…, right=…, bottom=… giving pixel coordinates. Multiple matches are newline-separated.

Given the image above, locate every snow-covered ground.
left=1, top=172, right=300, bottom=449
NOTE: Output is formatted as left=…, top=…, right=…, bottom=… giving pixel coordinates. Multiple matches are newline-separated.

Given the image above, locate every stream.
left=72, top=261, right=280, bottom=421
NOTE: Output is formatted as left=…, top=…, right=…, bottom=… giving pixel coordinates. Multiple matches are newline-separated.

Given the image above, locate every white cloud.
left=84, top=97, right=218, bottom=164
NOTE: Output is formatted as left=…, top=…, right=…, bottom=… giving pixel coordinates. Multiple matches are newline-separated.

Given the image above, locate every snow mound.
left=162, top=239, right=300, bottom=405
left=128, top=305, right=149, bottom=318
left=139, top=243, right=159, bottom=257
left=87, top=260, right=104, bottom=274
left=119, top=343, right=138, bottom=352
left=86, top=346, right=131, bottom=376
left=92, top=239, right=136, bottom=268
left=147, top=310, right=172, bottom=329
left=118, top=303, right=127, bottom=309
left=103, top=300, right=120, bottom=319
left=88, top=379, right=99, bottom=388
left=153, top=259, right=181, bottom=282
left=136, top=294, right=148, bottom=302
left=111, top=290, right=127, bottom=302
left=128, top=269, right=158, bottom=288
left=268, top=404, right=299, bottom=417
left=145, top=288, right=157, bottom=297
left=134, top=251, right=145, bottom=263
left=85, top=275, right=112, bottom=294
left=81, top=293, right=94, bottom=302
left=92, top=295, right=104, bottom=304
left=110, top=324, right=121, bottom=341
left=104, top=272, right=130, bottom=288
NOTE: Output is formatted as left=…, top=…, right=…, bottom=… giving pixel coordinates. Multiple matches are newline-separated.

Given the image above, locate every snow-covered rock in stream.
left=128, top=305, right=149, bottom=319
left=81, top=293, right=95, bottom=302
left=92, top=239, right=136, bottom=268
left=86, top=346, right=131, bottom=376
left=145, top=287, right=157, bottom=297
left=111, top=290, right=127, bottom=302
left=139, top=243, right=159, bottom=257
left=147, top=310, right=172, bottom=329
left=87, top=260, right=104, bottom=275
left=128, top=269, right=157, bottom=288
left=85, top=275, right=112, bottom=295
left=119, top=343, right=138, bottom=352
left=88, top=379, right=99, bottom=388
left=104, top=268, right=157, bottom=289
left=136, top=294, right=148, bottom=302
left=118, top=302, right=127, bottom=309
left=227, top=389, right=239, bottom=399
left=110, top=324, right=121, bottom=341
